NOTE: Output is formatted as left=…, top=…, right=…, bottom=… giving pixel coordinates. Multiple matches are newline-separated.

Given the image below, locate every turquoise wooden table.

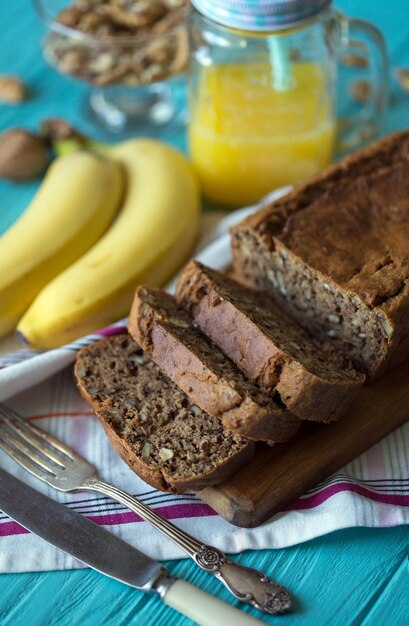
left=1, top=2, right=409, bottom=625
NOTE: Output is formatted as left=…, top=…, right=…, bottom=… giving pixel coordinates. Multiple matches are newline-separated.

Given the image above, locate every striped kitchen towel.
left=1, top=367, right=409, bottom=575
left=1, top=190, right=409, bottom=574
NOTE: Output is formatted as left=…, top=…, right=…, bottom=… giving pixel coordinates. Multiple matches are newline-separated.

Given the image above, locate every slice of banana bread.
left=74, top=335, right=254, bottom=493
left=231, top=130, right=409, bottom=380
left=176, top=260, right=365, bottom=422
left=129, top=287, right=301, bottom=442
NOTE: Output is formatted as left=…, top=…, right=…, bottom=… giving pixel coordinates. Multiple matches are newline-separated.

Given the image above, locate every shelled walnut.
left=44, top=0, right=189, bottom=87
left=395, top=68, right=409, bottom=94
left=0, top=76, right=28, bottom=104
left=350, top=79, right=371, bottom=104
left=340, top=53, right=368, bottom=69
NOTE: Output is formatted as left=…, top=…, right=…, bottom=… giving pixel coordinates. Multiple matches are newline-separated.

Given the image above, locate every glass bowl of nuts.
left=34, top=0, right=189, bottom=133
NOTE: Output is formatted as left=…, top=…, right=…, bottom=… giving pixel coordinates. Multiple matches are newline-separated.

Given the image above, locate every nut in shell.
left=40, top=118, right=84, bottom=142
left=0, top=129, right=49, bottom=182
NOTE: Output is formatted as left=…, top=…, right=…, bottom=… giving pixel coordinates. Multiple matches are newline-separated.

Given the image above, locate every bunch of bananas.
left=1, top=139, right=200, bottom=349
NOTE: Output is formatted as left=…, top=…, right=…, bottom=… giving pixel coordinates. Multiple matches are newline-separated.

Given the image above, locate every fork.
left=0, top=403, right=291, bottom=615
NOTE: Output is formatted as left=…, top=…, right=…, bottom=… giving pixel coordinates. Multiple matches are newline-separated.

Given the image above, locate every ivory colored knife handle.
left=163, top=579, right=264, bottom=626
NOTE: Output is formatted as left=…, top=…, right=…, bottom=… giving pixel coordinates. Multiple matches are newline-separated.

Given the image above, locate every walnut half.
left=0, top=76, right=28, bottom=104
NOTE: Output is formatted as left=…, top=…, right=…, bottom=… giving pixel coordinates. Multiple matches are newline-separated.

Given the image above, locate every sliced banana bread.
left=129, top=287, right=301, bottom=442
left=176, top=260, right=365, bottom=422
left=74, top=335, right=254, bottom=493
left=231, top=130, right=409, bottom=380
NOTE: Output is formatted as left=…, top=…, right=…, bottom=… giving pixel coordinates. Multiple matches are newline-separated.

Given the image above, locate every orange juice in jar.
left=189, top=61, right=336, bottom=206
left=188, top=1, right=388, bottom=207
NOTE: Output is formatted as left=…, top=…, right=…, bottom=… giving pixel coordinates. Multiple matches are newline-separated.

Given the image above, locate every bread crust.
left=176, top=260, right=364, bottom=422
left=129, top=287, right=301, bottom=442
left=231, top=130, right=409, bottom=380
left=74, top=336, right=255, bottom=494
left=235, top=130, right=409, bottom=238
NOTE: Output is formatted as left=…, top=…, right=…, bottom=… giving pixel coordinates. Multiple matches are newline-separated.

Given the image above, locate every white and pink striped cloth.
left=1, top=192, right=409, bottom=575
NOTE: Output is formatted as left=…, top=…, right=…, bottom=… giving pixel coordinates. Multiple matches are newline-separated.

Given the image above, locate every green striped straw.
left=268, top=36, right=293, bottom=92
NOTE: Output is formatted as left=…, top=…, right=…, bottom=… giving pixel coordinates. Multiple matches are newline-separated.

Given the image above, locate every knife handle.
left=163, top=579, right=264, bottom=626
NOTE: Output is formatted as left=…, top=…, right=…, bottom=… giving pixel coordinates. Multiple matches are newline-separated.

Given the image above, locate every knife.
left=0, top=468, right=263, bottom=626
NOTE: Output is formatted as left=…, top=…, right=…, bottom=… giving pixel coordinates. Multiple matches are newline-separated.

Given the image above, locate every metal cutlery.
left=0, top=467, right=263, bottom=626
left=0, top=403, right=291, bottom=615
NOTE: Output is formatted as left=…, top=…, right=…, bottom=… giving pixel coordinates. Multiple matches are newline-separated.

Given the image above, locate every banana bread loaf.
left=176, top=260, right=365, bottom=422
left=129, top=287, right=301, bottom=442
left=74, top=335, right=255, bottom=493
left=231, top=130, right=409, bottom=380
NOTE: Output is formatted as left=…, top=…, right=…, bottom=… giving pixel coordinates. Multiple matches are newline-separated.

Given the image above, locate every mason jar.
left=187, top=0, right=388, bottom=207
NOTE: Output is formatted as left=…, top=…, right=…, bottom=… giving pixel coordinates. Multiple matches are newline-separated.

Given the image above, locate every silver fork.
left=0, top=403, right=291, bottom=615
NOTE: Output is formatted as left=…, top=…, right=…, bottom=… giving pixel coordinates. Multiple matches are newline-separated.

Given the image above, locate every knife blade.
left=0, top=468, right=262, bottom=626
left=0, top=467, right=163, bottom=591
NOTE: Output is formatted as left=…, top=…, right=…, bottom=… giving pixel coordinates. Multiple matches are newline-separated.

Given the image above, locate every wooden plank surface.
left=1, top=525, right=408, bottom=626
left=199, top=360, right=409, bottom=527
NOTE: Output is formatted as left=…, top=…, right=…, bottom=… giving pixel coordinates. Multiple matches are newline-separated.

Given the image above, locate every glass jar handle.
left=335, top=12, right=389, bottom=155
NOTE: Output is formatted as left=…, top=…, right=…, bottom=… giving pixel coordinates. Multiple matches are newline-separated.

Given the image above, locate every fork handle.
left=84, top=478, right=291, bottom=615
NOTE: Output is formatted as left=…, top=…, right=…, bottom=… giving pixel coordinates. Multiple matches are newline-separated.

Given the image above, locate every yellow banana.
left=18, top=139, right=201, bottom=349
left=0, top=151, right=123, bottom=338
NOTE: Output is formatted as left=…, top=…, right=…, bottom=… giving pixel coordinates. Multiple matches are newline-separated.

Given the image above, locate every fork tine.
left=0, top=404, right=77, bottom=461
left=0, top=427, right=58, bottom=476
left=0, top=437, right=57, bottom=482
left=0, top=414, right=66, bottom=468
left=0, top=417, right=66, bottom=469
left=0, top=403, right=97, bottom=495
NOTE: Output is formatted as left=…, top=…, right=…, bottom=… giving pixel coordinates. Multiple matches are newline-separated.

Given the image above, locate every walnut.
left=395, top=68, right=409, bottom=94
left=158, top=447, right=174, bottom=461
left=0, top=130, right=49, bottom=182
left=341, top=53, right=368, bottom=69
left=78, top=12, right=111, bottom=32
left=40, top=118, right=84, bottom=143
left=169, top=29, right=188, bottom=74
left=163, top=0, right=186, bottom=8
left=75, top=0, right=102, bottom=11
left=145, top=38, right=173, bottom=64
left=47, top=0, right=189, bottom=87
left=58, top=49, right=87, bottom=75
left=380, top=317, right=393, bottom=337
left=105, top=0, right=166, bottom=29
left=168, top=317, right=190, bottom=328
left=350, top=79, right=371, bottom=104
left=92, top=62, right=130, bottom=86
left=327, top=314, right=341, bottom=324
left=57, top=6, right=83, bottom=27
left=141, top=442, right=151, bottom=459
left=0, top=76, right=28, bottom=104
left=152, top=8, right=186, bottom=34
left=88, top=52, right=116, bottom=74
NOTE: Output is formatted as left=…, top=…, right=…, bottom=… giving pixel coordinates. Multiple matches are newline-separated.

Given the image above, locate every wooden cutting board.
left=198, top=359, right=409, bottom=528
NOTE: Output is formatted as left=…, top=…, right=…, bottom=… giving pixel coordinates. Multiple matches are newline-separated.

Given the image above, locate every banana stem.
left=53, top=137, right=112, bottom=158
